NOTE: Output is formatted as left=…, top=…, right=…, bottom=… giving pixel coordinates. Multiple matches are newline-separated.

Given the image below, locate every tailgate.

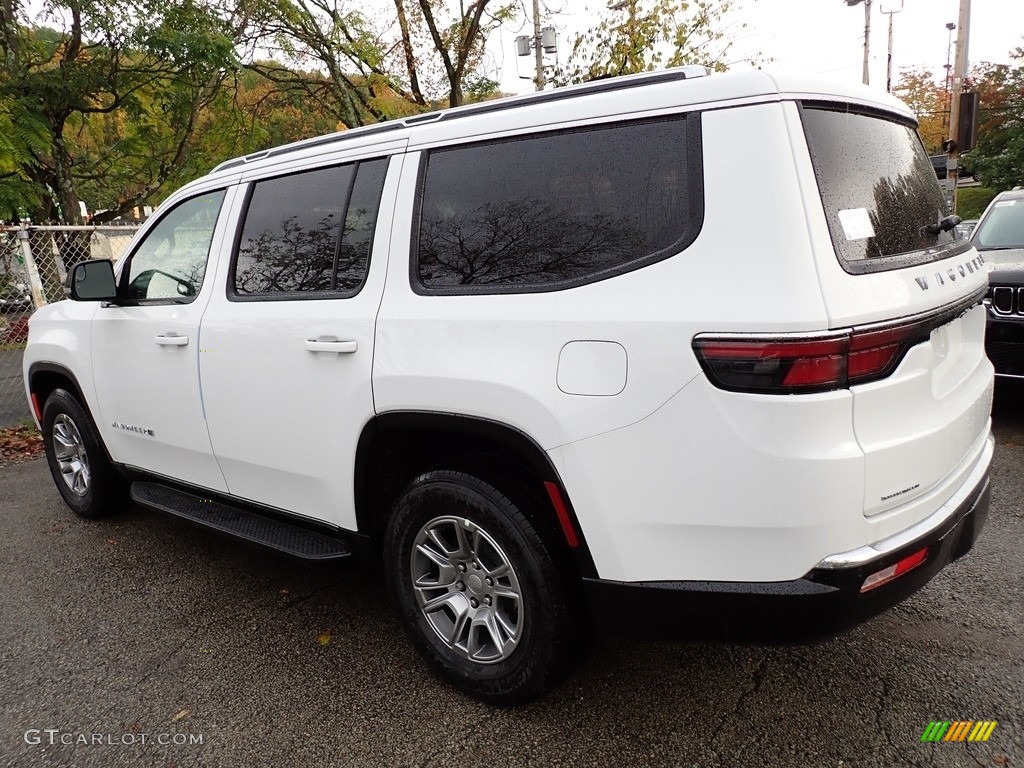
left=794, top=101, right=994, bottom=519
left=852, top=300, right=992, bottom=516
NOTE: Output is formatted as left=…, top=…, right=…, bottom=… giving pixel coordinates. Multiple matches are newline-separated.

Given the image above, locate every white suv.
left=24, top=68, right=993, bottom=703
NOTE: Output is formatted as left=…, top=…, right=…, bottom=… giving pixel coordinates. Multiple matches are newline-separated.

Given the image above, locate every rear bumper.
left=582, top=455, right=991, bottom=643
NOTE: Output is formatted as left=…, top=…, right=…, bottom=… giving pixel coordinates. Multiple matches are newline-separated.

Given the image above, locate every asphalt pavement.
left=0, top=382, right=1022, bottom=768
left=0, top=349, right=29, bottom=428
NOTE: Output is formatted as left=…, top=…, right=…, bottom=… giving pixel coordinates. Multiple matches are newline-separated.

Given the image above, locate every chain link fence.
left=1, top=225, right=141, bottom=428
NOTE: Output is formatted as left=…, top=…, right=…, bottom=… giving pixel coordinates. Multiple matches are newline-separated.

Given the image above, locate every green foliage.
left=1, top=0, right=243, bottom=222
left=956, top=186, right=997, bottom=221
left=0, top=92, right=50, bottom=219
left=962, top=52, right=1024, bottom=192
left=552, top=0, right=749, bottom=85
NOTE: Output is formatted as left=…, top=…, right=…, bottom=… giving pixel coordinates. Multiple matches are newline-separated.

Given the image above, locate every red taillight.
left=694, top=318, right=931, bottom=394
left=847, top=325, right=915, bottom=381
left=860, top=547, right=929, bottom=592
left=691, top=337, right=848, bottom=393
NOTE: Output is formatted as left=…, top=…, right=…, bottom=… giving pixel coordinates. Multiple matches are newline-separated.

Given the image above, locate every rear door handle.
left=305, top=339, right=358, bottom=354
left=155, top=333, right=189, bottom=347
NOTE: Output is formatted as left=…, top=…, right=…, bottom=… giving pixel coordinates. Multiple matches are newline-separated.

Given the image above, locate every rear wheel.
left=384, top=470, right=578, bottom=704
left=41, top=389, right=125, bottom=519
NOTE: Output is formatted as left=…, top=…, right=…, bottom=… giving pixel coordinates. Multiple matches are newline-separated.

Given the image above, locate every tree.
left=251, top=0, right=511, bottom=124
left=962, top=51, right=1024, bottom=192
left=177, top=65, right=342, bottom=183
left=0, top=95, right=50, bottom=220
left=893, top=67, right=948, bottom=155
left=0, top=0, right=242, bottom=224
left=551, top=0, right=749, bottom=85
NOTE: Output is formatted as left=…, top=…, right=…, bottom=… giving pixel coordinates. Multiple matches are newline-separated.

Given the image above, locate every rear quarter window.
left=801, top=104, right=970, bottom=274
left=414, top=116, right=703, bottom=293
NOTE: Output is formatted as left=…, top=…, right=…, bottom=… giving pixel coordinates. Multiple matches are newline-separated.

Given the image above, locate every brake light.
left=860, top=547, right=929, bottom=592
left=694, top=320, right=929, bottom=394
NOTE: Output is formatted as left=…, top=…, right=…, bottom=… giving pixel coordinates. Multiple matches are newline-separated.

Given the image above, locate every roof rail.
left=212, top=66, right=713, bottom=174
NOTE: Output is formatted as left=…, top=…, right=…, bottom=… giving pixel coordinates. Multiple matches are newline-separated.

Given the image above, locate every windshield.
left=972, top=198, right=1024, bottom=250
left=802, top=104, right=968, bottom=273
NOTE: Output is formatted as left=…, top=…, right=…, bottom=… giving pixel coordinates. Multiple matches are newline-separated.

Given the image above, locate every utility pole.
left=845, top=0, right=872, bottom=86
left=861, top=0, right=871, bottom=85
left=532, top=0, right=545, bottom=91
left=516, top=0, right=556, bottom=89
left=880, top=1, right=904, bottom=94
left=947, top=0, right=972, bottom=212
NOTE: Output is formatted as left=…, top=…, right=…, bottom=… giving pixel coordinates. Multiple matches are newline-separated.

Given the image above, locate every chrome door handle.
left=305, top=339, right=358, bottom=354
left=155, top=333, right=189, bottom=346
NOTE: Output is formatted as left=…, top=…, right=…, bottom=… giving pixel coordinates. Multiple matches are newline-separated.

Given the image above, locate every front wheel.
left=384, top=470, right=579, bottom=704
left=41, top=389, right=125, bottom=519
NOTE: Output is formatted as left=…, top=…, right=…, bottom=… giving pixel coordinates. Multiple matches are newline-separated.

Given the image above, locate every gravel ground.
left=0, top=381, right=1021, bottom=768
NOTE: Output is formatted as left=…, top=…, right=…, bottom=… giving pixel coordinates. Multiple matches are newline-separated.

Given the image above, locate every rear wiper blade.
left=922, top=215, right=961, bottom=236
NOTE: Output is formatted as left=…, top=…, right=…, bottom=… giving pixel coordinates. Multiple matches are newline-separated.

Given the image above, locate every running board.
left=130, top=482, right=351, bottom=560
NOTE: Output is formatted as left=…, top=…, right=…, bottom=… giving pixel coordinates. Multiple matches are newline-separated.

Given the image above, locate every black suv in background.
left=973, top=188, right=1024, bottom=378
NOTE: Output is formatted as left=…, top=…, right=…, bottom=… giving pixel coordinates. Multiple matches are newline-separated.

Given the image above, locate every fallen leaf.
left=171, top=709, right=189, bottom=723
left=0, top=424, right=44, bottom=464
left=317, top=630, right=332, bottom=646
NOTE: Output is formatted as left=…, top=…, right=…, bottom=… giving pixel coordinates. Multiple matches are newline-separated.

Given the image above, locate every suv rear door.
left=789, top=101, right=992, bottom=522
left=198, top=153, right=398, bottom=528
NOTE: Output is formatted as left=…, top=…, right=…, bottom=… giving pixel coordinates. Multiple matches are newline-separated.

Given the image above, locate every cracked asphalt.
left=1, top=382, right=1022, bottom=768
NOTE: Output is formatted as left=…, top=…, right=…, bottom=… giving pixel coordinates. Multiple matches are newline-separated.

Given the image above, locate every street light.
left=844, top=0, right=872, bottom=86
left=879, top=0, right=904, bottom=93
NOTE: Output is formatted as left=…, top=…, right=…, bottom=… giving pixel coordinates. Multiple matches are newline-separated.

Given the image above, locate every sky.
left=492, top=0, right=1024, bottom=95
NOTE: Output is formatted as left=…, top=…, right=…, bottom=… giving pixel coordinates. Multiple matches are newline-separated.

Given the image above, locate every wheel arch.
left=28, top=362, right=93, bottom=422
left=354, top=411, right=598, bottom=579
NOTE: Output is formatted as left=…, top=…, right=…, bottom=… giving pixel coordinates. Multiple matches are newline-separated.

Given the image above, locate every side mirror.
left=69, top=260, right=118, bottom=302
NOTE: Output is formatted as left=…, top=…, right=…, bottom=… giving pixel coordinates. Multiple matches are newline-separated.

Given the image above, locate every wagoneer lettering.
left=24, top=68, right=993, bottom=704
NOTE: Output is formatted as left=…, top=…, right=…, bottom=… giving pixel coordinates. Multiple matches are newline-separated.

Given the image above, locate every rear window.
left=802, top=105, right=969, bottom=273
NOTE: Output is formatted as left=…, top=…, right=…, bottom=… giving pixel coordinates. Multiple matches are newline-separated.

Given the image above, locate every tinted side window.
left=235, top=165, right=355, bottom=295
left=126, top=191, right=225, bottom=302
left=336, top=159, right=388, bottom=292
left=416, top=117, right=701, bottom=292
left=802, top=105, right=969, bottom=273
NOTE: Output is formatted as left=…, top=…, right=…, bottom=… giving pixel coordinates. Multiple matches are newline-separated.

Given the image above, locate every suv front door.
left=91, top=187, right=235, bottom=492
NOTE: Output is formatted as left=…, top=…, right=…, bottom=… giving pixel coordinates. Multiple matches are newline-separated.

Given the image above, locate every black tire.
left=41, top=389, right=125, bottom=519
left=384, top=470, right=578, bottom=704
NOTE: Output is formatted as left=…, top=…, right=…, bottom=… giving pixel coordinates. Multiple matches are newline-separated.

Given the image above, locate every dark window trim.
left=330, top=166, right=359, bottom=291
left=409, top=113, right=705, bottom=296
left=798, top=101, right=972, bottom=276
left=227, top=159, right=387, bottom=303
left=117, top=188, right=228, bottom=307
